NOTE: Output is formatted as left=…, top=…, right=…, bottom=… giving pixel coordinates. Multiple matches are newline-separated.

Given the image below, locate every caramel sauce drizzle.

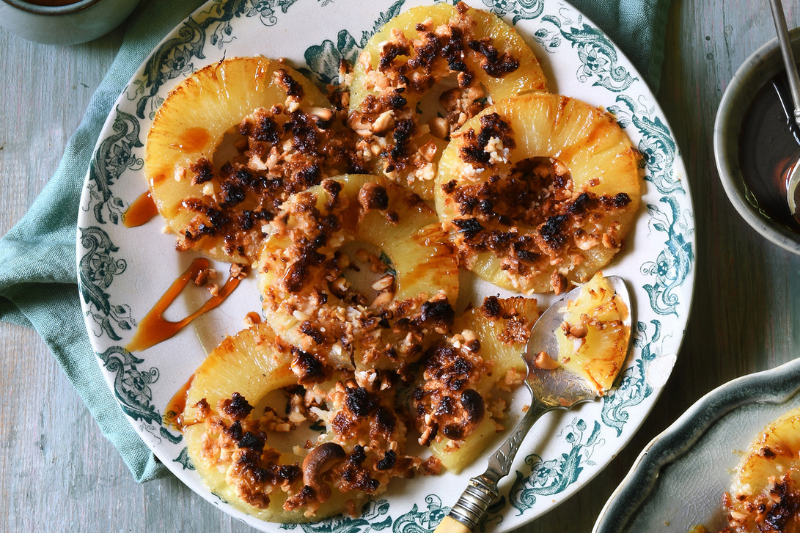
left=126, top=258, right=242, bottom=352
left=246, top=311, right=262, bottom=324
left=164, top=373, right=195, bottom=431
left=174, top=126, right=210, bottom=152
left=123, top=191, right=159, bottom=228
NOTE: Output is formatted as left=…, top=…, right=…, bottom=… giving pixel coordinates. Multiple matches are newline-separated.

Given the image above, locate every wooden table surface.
left=1, top=0, right=799, bottom=531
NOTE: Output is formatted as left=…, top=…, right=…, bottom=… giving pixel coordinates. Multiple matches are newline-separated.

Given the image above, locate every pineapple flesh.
left=434, top=94, right=642, bottom=293
left=347, top=2, right=547, bottom=199
left=256, top=174, right=459, bottom=371
left=554, top=272, right=630, bottom=395
left=181, top=322, right=361, bottom=522
left=145, top=56, right=332, bottom=263
left=725, top=407, right=800, bottom=533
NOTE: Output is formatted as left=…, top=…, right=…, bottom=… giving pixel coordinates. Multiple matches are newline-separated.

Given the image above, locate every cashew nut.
left=302, top=442, right=346, bottom=502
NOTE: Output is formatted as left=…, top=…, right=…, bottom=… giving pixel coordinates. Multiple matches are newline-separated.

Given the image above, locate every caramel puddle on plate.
left=126, top=258, right=242, bottom=352
left=123, top=190, right=159, bottom=228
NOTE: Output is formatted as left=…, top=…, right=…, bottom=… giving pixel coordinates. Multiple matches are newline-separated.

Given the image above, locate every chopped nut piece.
left=533, top=351, right=560, bottom=370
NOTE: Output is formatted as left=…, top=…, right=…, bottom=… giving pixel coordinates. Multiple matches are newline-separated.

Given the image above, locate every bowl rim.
left=592, top=355, right=800, bottom=532
left=713, top=28, right=800, bottom=255
left=0, top=0, right=104, bottom=16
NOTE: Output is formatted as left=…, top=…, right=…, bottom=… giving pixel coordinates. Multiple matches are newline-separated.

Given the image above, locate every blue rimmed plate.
left=76, top=0, right=695, bottom=531
left=594, top=357, right=800, bottom=533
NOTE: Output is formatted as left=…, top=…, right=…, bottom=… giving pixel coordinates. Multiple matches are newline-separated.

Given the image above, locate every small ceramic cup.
left=0, top=0, right=142, bottom=45
left=714, top=28, right=800, bottom=255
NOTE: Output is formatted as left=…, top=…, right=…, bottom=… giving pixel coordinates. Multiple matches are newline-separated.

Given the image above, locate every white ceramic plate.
left=593, top=357, right=800, bottom=533
left=76, top=1, right=695, bottom=531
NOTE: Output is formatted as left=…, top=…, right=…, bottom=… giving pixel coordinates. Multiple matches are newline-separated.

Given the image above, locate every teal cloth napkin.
left=0, top=0, right=672, bottom=483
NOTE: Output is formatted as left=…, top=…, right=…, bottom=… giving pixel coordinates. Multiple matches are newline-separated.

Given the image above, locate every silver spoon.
left=434, top=276, right=632, bottom=533
left=768, top=0, right=800, bottom=217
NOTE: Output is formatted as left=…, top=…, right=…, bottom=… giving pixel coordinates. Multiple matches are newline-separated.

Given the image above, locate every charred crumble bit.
left=763, top=475, right=800, bottom=531
left=373, top=406, right=397, bottom=435
left=415, top=342, right=488, bottom=443
left=291, top=346, right=329, bottom=384
left=220, top=392, right=254, bottom=421
left=284, top=485, right=315, bottom=511
left=459, top=113, right=515, bottom=166
left=390, top=118, right=415, bottom=162
left=345, top=386, right=379, bottom=418
left=358, top=182, right=390, bottom=211
left=224, top=420, right=244, bottom=441
left=452, top=217, right=484, bottom=240
left=413, top=299, right=455, bottom=329
left=335, top=445, right=380, bottom=493
left=285, top=111, right=320, bottom=155
left=539, top=214, right=570, bottom=250
left=299, top=320, right=325, bottom=345
left=190, top=158, right=214, bottom=185
left=481, top=295, right=502, bottom=319
left=237, top=431, right=266, bottom=451
left=276, top=69, right=304, bottom=99
left=375, top=450, right=396, bottom=470
left=380, top=40, right=412, bottom=72
left=442, top=179, right=457, bottom=194
left=252, top=114, right=281, bottom=144
left=468, top=38, right=520, bottom=77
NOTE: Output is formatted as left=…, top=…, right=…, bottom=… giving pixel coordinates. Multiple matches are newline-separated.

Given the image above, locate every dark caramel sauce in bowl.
left=715, top=29, right=800, bottom=255
left=738, top=71, right=800, bottom=233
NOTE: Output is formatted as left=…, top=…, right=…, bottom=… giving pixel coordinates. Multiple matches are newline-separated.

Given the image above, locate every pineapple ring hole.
left=210, top=125, right=250, bottom=174
left=414, top=73, right=491, bottom=136
left=338, top=240, right=396, bottom=304
left=248, top=388, right=330, bottom=455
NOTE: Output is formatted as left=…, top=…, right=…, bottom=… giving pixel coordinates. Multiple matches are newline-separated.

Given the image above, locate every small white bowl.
left=0, top=0, right=141, bottom=45
left=714, top=28, right=800, bottom=255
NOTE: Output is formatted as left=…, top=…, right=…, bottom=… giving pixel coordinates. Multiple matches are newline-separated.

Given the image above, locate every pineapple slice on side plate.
left=434, top=94, right=642, bottom=293
left=347, top=1, right=548, bottom=199
left=257, top=174, right=459, bottom=371
left=419, top=296, right=540, bottom=474
left=725, top=407, right=800, bottom=532
left=554, top=272, right=631, bottom=395
left=144, top=56, right=334, bottom=264
left=180, top=322, right=363, bottom=522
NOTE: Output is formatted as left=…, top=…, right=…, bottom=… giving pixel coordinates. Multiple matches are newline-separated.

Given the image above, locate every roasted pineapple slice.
left=419, top=296, right=539, bottom=473
left=554, top=272, right=630, bottom=395
left=725, top=407, right=800, bottom=532
left=256, top=174, right=459, bottom=371
left=435, top=94, right=641, bottom=293
left=347, top=2, right=547, bottom=199
left=181, top=323, right=360, bottom=522
left=144, top=56, right=332, bottom=263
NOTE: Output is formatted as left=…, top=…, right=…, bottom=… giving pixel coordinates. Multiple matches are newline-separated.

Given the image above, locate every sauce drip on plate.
left=164, top=374, right=195, bottom=431
left=123, top=191, right=159, bottom=228
left=126, top=258, right=242, bottom=352
left=739, top=67, right=800, bottom=233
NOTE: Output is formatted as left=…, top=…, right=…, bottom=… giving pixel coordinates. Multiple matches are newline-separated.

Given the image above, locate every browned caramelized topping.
left=259, top=177, right=457, bottom=370
left=414, top=337, right=490, bottom=445
left=176, top=100, right=369, bottom=262
left=444, top=137, right=633, bottom=289
left=349, top=2, right=527, bottom=188
left=725, top=472, right=800, bottom=533
left=220, top=392, right=254, bottom=421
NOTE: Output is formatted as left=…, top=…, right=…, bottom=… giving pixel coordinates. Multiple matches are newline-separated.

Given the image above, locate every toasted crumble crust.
left=440, top=112, right=634, bottom=292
